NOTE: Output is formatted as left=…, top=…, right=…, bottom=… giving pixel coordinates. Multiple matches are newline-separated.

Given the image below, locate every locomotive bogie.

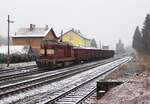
left=36, top=58, right=75, bottom=68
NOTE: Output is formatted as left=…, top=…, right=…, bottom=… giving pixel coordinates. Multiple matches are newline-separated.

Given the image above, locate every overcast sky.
left=0, top=0, right=150, bottom=49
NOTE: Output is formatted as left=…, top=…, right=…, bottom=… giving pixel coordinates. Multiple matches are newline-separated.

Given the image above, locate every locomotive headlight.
left=47, top=49, right=54, bottom=54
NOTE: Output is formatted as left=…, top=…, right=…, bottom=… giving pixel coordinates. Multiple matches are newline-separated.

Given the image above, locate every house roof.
left=0, top=45, right=32, bottom=55
left=12, top=27, right=58, bottom=39
left=61, top=29, right=91, bottom=40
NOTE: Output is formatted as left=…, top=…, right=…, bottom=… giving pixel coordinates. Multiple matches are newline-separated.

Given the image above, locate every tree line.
left=133, top=14, right=150, bottom=54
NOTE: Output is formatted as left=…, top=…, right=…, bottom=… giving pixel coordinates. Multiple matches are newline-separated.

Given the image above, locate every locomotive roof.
left=73, top=46, right=114, bottom=51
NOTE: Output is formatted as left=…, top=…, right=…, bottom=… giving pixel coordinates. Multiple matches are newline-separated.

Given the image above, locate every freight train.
left=36, top=40, right=115, bottom=68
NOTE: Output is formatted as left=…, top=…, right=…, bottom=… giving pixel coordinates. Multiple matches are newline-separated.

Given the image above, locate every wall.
left=12, top=37, right=42, bottom=54
left=62, top=31, right=91, bottom=47
left=12, top=30, right=57, bottom=54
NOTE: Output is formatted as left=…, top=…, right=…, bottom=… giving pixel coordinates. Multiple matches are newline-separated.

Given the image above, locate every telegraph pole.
left=7, top=15, right=14, bottom=67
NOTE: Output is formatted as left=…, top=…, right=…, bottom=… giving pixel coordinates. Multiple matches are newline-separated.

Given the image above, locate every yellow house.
left=61, top=29, right=91, bottom=47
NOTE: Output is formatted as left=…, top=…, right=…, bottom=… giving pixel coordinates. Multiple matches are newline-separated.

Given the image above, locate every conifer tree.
left=132, top=26, right=143, bottom=53
left=142, top=14, right=150, bottom=53
left=90, top=38, right=97, bottom=48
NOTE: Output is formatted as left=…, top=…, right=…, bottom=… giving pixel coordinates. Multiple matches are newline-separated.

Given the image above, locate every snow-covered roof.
left=11, top=27, right=51, bottom=38
left=0, top=45, right=31, bottom=55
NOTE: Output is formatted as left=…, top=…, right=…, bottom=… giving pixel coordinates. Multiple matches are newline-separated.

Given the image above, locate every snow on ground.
left=0, top=57, right=130, bottom=104
left=0, top=59, right=108, bottom=88
left=0, top=61, right=36, bottom=77
left=0, top=46, right=31, bottom=55
left=98, top=57, right=150, bottom=104
left=9, top=61, right=36, bottom=67
left=0, top=61, right=36, bottom=69
left=98, top=78, right=150, bottom=104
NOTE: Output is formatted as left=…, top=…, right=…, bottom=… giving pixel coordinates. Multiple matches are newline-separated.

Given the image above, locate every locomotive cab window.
left=40, top=48, right=47, bottom=56
left=40, top=49, right=45, bottom=54
left=47, top=49, right=54, bottom=54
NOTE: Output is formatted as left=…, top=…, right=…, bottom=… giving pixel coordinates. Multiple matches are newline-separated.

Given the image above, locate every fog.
left=0, top=0, right=150, bottom=49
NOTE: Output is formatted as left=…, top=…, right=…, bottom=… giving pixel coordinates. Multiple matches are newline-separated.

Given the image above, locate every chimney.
left=45, top=25, right=49, bottom=30
left=78, top=30, right=80, bottom=33
left=60, top=30, right=63, bottom=42
left=72, top=28, right=74, bottom=31
left=30, top=24, right=35, bottom=31
left=61, top=30, right=63, bottom=35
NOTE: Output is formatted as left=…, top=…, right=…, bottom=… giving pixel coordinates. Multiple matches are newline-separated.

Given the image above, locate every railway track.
left=0, top=57, right=118, bottom=84
left=0, top=68, right=45, bottom=85
left=12, top=56, right=132, bottom=104
left=82, top=93, right=97, bottom=104
left=0, top=57, right=118, bottom=86
left=0, top=65, right=37, bottom=73
left=43, top=57, right=131, bottom=104
left=0, top=57, right=119, bottom=101
left=0, top=65, right=37, bottom=77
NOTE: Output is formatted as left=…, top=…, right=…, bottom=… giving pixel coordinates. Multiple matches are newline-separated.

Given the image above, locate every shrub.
left=0, top=54, right=37, bottom=64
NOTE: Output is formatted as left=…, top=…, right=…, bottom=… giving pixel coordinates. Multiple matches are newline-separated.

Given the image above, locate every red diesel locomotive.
left=36, top=40, right=114, bottom=68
